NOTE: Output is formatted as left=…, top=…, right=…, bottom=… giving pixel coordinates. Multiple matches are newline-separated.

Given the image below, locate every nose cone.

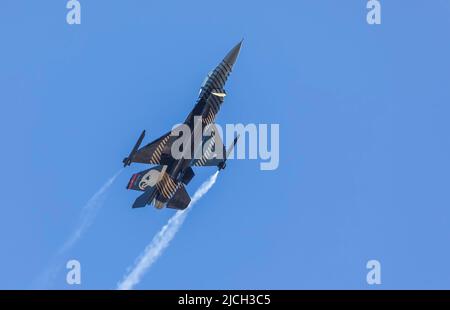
left=223, top=40, right=243, bottom=67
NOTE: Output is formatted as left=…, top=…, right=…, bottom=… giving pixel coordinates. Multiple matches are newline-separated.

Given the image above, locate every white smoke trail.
left=34, top=169, right=122, bottom=288
left=117, top=171, right=219, bottom=290
left=58, top=169, right=123, bottom=255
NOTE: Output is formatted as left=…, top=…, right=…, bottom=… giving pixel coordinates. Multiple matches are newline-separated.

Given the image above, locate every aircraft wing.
left=131, top=130, right=178, bottom=165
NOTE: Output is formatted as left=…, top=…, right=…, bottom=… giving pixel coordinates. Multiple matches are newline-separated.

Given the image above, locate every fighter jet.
left=122, top=41, right=242, bottom=210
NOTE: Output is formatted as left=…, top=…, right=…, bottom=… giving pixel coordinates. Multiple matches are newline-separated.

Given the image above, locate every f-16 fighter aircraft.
left=123, top=41, right=242, bottom=210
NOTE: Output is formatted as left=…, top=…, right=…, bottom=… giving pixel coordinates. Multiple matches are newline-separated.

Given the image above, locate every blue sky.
left=1, top=1, right=450, bottom=289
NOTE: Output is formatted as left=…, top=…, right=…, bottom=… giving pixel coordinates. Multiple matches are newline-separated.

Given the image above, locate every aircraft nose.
left=223, top=40, right=243, bottom=67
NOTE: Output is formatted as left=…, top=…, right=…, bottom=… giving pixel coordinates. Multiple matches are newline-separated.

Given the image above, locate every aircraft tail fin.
left=127, top=165, right=191, bottom=210
left=126, top=165, right=165, bottom=192
left=128, top=165, right=167, bottom=208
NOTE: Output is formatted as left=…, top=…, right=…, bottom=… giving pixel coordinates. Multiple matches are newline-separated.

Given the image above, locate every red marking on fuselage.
left=128, top=174, right=139, bottom=189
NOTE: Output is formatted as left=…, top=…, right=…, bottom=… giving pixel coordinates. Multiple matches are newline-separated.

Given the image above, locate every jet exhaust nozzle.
left=218, top=162, right=226, bottom=170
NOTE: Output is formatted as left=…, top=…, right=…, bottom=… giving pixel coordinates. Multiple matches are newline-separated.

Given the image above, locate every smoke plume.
left=117, top=171, right=219, bottom=290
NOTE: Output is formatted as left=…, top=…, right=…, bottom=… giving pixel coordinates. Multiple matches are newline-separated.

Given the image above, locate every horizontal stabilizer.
left=167, top=185, right=191, bottom=210
left=132, top=187, right=156, bottom=208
